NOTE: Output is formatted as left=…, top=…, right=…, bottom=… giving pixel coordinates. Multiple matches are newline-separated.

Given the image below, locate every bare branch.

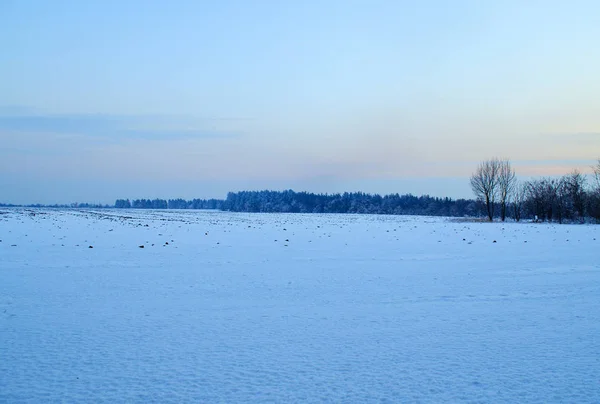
left=497, top=159, right=516, bottom=221
left=470, top=158, right=502, bottom=221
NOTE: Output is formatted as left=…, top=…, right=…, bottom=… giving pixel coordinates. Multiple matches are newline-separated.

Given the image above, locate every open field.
left=1, top=209, right=599, bottom=402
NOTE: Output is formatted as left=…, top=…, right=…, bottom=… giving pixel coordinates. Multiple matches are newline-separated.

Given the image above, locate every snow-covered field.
left=1, top=208, right=599, bottom=403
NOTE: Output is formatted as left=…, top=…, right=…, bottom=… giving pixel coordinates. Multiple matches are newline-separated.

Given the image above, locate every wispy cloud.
left=0, top=112, right=240, bottom=140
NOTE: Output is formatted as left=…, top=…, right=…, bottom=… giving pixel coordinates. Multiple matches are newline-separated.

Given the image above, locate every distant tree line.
left=0, top=202, right=111, bottom=208
left=223, top=190, right=479, bottom=216
left=115, top=198, right=224, bottom=210
left=471, top=158, right=600, bottom=223
left=113, top=191, right=480, bottom=217
left=4, top=159, right=599, bottom=223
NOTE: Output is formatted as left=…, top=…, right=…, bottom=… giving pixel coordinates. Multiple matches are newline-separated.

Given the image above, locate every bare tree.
left=525, top=179, right=546, bottom=221
left=470, top=158, right=501, bottom=221
left=589, top=159, right=600, bottom=222
left=497, top=159, right=516, bottom=221
left=511, top=181, right=526, bottom=222
left=555, top=176, right=569, bottom=224
left=563, top=170, right=587, bottom=222
left=543, top=178, right=560, bottom=222
left=525, top=177, right=559, bottom=222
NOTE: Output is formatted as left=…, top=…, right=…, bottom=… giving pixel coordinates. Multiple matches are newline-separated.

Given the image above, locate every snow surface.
left=1, top=208, right=599, bottom=403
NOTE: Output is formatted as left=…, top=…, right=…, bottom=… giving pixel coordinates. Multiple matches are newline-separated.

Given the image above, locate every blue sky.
left=1, top=0, right=599, bottom=204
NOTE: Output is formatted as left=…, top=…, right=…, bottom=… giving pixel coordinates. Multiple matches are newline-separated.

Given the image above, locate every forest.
left=112, top=192, right=478, bottom=217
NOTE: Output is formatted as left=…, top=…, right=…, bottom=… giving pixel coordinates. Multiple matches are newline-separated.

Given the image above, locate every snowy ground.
left=1, top=208, right=599, bottom=403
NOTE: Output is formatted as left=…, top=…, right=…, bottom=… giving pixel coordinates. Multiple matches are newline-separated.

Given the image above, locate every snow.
left=1, top=208, right=599, bottom=403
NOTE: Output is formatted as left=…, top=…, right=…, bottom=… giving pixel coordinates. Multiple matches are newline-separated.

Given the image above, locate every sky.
left=1, top=0, right=599, bottom=204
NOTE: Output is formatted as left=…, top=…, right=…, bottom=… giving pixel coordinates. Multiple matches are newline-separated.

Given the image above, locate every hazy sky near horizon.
left=1, top=0, right=599, bottom=204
